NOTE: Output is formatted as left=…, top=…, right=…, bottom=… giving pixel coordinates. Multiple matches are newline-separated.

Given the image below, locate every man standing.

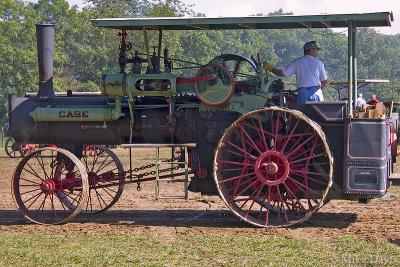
left=356, top=93, right=366, bottom=110
left=264, top=41, right=328, bottom=104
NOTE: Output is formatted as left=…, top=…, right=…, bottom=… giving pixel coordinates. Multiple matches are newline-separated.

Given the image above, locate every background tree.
left=0, top=0, right=399, bottom=124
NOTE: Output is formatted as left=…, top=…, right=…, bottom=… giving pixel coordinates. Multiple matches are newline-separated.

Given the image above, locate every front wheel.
left=12, top=147, right=89, bottom=224
left=214, top=107, right=333, bottom=227
left=5, top=138, right=20, bottom=158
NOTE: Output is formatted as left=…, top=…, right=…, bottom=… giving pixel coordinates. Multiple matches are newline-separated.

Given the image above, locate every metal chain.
left=131, top=155, right=183, bottom=190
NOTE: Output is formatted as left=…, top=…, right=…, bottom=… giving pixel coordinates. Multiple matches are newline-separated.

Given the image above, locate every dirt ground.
left=0, top=147, right=399, bottom=242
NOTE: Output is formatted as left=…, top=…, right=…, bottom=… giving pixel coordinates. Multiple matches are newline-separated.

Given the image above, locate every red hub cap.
left=40, top=179, right=56, bottom=194
left=255, top=151, right=290, bottom=186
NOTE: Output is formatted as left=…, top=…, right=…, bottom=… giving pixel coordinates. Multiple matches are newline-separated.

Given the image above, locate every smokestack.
left=36, top=24, right=55, bottom=97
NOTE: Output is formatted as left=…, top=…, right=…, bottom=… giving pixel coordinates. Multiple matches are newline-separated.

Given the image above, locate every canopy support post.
left=351, top=25, right=357, bottom=113
left=347, top=21, right=353, bottom=118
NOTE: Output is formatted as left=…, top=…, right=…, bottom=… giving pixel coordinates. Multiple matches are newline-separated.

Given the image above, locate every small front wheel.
left=5, top=138, right=20, bottom=158
left=12, top=147, right=89, bottom=224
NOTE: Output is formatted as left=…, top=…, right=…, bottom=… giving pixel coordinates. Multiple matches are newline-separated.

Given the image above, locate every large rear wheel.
left=214, top=107, right=333, bottom=227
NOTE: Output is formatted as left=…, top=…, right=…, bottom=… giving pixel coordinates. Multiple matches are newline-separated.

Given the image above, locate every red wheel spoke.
left=97, top=185, right=115, bottom=199
left=237, top=125, right=263, bottom=154
left=244, top=184, right=264, bottom=218
left=19, top=187, right=42, bottom=196
left=223, top=147, right=256, bottom=162
left=87, top=190, right=93, bottom=212
left=61, top=190, right=81, bottom=204
left=25, top=191, right=44, bottom=209
left=275, top=188, right=289, bottom=224
left=35, top=154, right=49, bottom=180
left=273, top=114, right=280, bottom=150
left=218, top=171, right=256, bottom=184
left=238, top=182, right=263, bottom=209
left=280, top=119, right=300, bottom=152
left=254, top=116, right=269, bottom=149
left=288, top=142, right=322, bottom=162
left=95, top=155, right=113, bottom=174
left=283, top=126, right=311, bottom=153
left=230, top=179, right=259, bottom=201
left=49, top=193, right=57, bottom=218
left=290, top=152, right=325, bottom=164
left=290, top=169, right=329, bottom=178
left=283, top=182, right=307, bottom=212
left=217, top=159, right=255, bottom=167
left=229, top=167, right=249, bottom=196
left=38, top=194, right=48, bottom=212
left=285, top=133, right=317, bottom=158
left=226, top=141, right=258, bottom=160
left=90, top=150, right=105, bottom=172
left=287, top=177, right=318, bottom=195
left=98, top=184, right=118, bottom=194
left=19, top=177, right=41, bottom=185
left=93, top=187, right=106, bottom=209
left=24, top=163, right=44, bottom=181
left=228, top=176, right=256, bottom=195
left=291, top=172, right=328, bottom=186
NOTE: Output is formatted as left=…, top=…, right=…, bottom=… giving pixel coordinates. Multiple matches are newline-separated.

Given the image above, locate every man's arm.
left=319, top=62, right=328, bottom=89
left=264, top=62, right=292, bottom=78
left=271, top=68, right=285, bottom=77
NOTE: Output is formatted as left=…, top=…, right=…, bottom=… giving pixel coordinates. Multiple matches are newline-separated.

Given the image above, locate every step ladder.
left=120, top=143, right=196, bottom=200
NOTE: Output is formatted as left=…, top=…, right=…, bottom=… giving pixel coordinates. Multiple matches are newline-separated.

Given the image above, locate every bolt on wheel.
left=214, top=107, right=333, bottom=227
left=12, top=147, right=89, bottom=224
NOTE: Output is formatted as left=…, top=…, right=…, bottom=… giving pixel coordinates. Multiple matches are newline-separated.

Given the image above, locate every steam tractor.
left=8, top=12, right=399, bottom=227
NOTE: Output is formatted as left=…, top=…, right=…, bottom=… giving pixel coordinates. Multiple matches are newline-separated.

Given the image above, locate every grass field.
left=0, top=232, right=399, bottom=266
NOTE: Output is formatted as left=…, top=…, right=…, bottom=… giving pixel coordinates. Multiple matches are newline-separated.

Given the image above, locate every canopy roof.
left=91, top=12, right=393, bottom=30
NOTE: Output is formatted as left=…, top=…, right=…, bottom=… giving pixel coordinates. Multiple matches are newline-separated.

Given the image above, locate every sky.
left=66, top=0, right=399, bottom=34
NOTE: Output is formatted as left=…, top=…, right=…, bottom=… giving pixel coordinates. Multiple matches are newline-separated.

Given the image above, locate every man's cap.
left=303, top=41, right=321, bottom=51
left=358, top=93, right=363, bottom=97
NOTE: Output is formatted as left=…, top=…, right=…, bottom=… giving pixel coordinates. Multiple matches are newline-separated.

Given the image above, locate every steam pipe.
left=36, top=24, right=55, bottom=97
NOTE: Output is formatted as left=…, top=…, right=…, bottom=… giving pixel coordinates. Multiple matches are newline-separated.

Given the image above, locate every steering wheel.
left=194, top=64, right=236, bottom=106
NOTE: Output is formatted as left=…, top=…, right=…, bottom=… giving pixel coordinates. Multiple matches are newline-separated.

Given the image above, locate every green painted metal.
left=101, top=72, right=177, bottom=97
left=91, top=12, right=392, bottom=30
left=30, top=107, right=124, bottom=122
left=228, top=94, right=268, bottom=114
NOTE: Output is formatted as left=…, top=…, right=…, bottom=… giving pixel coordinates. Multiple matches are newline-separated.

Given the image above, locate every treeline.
left=0, top=0, right=399, bottom=124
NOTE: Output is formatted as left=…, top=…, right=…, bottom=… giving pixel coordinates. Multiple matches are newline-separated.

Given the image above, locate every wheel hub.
left=40, top=179, right=55, bottom=194
left=255, top=151, right=290, bottom=186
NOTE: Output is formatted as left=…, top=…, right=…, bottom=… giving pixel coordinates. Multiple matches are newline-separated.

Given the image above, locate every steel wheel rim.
left=12, top=147, right=89, bottom=225
left=214, top=107, right=333, bottom=227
